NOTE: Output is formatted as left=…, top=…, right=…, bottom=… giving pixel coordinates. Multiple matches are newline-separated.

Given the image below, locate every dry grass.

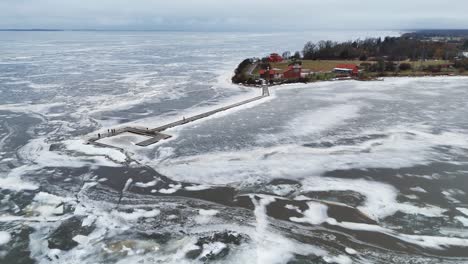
left=271, top=60, right=362, bottom=72
left=406, top=60, right=451, bottom=66
left=252, top=59, right=453, bottom=75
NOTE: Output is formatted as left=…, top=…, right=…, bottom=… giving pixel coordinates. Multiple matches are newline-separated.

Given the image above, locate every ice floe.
left=0, top=231, right=11, bottom=246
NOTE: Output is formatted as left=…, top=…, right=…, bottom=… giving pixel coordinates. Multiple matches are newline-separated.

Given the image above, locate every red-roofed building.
left=283, top=63, right=302, bottom=79
left=333, top=64, right=359, bottom=76
left=268, top=53, right=283, bottom=63
left=259, top=68, right=281, bottom=80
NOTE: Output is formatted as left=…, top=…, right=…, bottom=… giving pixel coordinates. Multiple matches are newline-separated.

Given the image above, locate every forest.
left=302, top=36, right=464, bottom=61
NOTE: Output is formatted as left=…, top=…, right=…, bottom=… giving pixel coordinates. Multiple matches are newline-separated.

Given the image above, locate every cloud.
left=0, top=0, right=467, bottom=30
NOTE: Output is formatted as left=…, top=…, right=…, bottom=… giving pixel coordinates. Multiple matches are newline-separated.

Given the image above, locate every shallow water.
left=1, top=31, right=468, bottom=264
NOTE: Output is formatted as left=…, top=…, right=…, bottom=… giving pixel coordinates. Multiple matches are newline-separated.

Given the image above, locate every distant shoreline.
left=0, top=29, right=65, bottom=32
left=0, top=29, right=191, bottom=32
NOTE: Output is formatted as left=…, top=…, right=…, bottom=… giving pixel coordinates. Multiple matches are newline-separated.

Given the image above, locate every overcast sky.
left=0, top=0, right=467, bottom=31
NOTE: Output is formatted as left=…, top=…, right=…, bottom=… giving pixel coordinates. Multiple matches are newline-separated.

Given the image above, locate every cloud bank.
left=0, top=0, right=467, bottom=30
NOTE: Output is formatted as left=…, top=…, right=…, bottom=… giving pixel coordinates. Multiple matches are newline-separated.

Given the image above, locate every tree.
left=369, top=59, right=385, bottom=72
left=454, top=59, right=468, bottom=70
left=232, top=58, right=253, bottom=83
left=339, top=49, right=350, bottom=59
left=293, top=51, right=301, bottom=60
left=434, top=48, right=445, bottom=59
left=463, top=40, right=468, bottom=50
left=359, top=54, right=368, bottom=61
left=282, top=51, right=291, bottom=60
left=385, top=61, right=397, bottom=72
left=360, top=62, right=372, bottom=71
left=299, top=36, right=460, bottom=61
left=303, top=41, right=316, bottom=59
left=399, top=63, right=412, bottom=71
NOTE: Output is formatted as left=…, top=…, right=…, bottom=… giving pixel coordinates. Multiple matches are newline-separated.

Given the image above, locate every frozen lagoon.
left=1, top=31, right=468, bottom=264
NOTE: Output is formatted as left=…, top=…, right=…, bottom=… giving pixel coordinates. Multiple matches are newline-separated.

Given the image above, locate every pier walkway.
left=88, top=86, right=270, bottom=148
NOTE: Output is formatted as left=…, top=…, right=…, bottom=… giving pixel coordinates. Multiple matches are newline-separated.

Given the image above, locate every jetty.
left=88, top=86, right=270, bottom=148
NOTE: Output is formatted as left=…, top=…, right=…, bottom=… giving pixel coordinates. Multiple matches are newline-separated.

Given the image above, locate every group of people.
left=97, top=128, right=117, bottom=139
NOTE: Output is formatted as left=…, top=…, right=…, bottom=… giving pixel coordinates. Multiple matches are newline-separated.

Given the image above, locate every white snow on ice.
left=290, top=201, right=328, bottom=225
left=0, top=231, right=11, bottom=246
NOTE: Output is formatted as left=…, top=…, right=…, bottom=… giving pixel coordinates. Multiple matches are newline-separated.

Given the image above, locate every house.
left=268, top=53, right=283, bottom=63
left=333, top=64, right=359, bottom=76
left=283, top=62, right=302, bottom=79
left=259, top=68, right=282, bottom=80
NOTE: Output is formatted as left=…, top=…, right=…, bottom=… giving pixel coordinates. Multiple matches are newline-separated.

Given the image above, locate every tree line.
left=301, top=37, right=462, bottom=61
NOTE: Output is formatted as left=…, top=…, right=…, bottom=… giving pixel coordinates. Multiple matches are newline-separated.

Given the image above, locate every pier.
left=88, top=86, right=270, bottom=148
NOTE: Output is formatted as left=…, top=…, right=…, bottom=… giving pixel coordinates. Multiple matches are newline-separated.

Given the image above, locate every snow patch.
left=199, top=209, right=218, bottom=216
left=111, top=209, right=160, bottom=221
left=457, top=208, right=468, bottom=217
left=159, top=184, right=181, bottom=194
left=199, top=242, right=226, bottom=260
left=63, top=139, right=127, bottom=163
left=345, top=247, right=357, bottom=255
left=184, top=185, right=212, bottom=191
left=290, top=202, right=328, bottom=225
left=330, top=221, right=468, bottom=250
left=455, top=216, right=468, bottom=227
left=134, top=180, right=158, bottom=188
left=410, top=187, right=427, bottom=193
left=323, top=254, right=353, bottom=264
left=0, top=231, right=11, bottom=245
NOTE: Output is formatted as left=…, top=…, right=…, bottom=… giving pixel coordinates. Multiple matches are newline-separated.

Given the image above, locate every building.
left=283, top=62, right=302, bottom=79
left=333, top=64, right=359, bottom=76
left=259, top=68, right=282, bottom=80
left=268, top=53, right=283, bottom=63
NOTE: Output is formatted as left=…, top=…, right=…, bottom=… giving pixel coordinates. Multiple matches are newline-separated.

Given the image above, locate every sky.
left=0, top=0, right=467, bottom=31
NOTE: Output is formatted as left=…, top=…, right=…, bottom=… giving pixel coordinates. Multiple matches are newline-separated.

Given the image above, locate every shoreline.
left=235, top=73, right=468, bottom=88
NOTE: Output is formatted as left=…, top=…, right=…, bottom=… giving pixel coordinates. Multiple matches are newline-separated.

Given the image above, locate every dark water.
left=1, top=31, right=468, bottom=264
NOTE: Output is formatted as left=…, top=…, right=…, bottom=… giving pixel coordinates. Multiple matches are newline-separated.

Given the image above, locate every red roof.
left=259, top=69, right=277, bottom=75
left=268, top=53, right=283, bottom=62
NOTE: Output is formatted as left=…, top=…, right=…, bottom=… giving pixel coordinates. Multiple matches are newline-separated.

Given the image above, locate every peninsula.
left=233, top=30, right=468, bottom=85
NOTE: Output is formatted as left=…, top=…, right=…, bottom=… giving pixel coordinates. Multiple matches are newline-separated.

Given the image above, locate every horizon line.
left=0, top=28, right=467, bottom=33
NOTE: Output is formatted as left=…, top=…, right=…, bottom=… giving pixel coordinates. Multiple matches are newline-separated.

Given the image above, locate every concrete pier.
left=88, top=86, right=270, bottom=148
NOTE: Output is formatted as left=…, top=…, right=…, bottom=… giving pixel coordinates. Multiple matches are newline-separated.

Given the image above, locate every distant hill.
left=403, top=29, right=468, bottom=39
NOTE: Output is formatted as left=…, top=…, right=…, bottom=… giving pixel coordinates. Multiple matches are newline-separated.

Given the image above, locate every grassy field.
left=406, top=60, right=451, bottom=66
left=270, top=60, right=362, bottom=72
left=253, top=59, right=452, bottom=74
left=404, top=60, right=451, bottom=70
